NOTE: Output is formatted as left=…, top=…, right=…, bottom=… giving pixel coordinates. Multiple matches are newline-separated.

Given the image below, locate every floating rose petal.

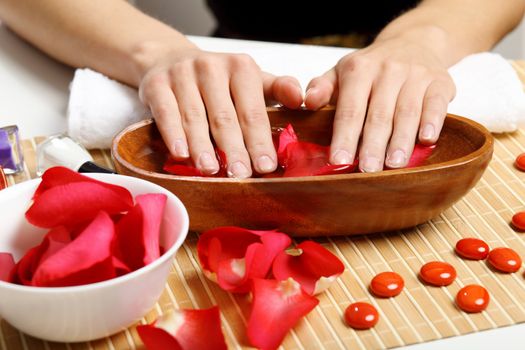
left=406, top=144, right=435, bottom=168
left=32, top=211, right=116, bottom=287
left=114, top=193, right=167, bottom=271
left=137, top=306, right=227, bottom=350
left=26, top=168, right=133, bottom=228
left=272, top=241, right=344, bottom=295
left=197, top=227, right=291, bottom=293
left=0, top=253, right=15, bottom=282
left=247, top=278, right=319, bottom=350
left=163, top=150, right=227, bottom=177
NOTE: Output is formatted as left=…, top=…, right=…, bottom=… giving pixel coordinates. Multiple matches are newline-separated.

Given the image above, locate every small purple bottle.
left=0, top=125, right=24, bottom=174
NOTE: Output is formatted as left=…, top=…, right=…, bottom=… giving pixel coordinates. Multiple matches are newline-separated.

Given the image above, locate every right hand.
left=138, top=48, right=303, bottom=178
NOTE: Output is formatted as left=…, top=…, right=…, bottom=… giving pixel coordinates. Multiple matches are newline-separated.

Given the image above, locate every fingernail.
left=257, top=155, right=275, bottom=173
left=360, top=157, right=382, bottom=173
left=173, top=139, right=189, bottom=158
left=198, top=152, right=218, bottom=174
left=332, top=150, right=352, bottom=165
left=386, top=149, right=406, bottom=168
left=227, top=161, right=251, bottom=179
left=421, top=124, right=435, bottom=141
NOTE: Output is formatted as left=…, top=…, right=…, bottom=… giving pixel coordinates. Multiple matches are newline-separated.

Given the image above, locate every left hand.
left=304, top=37, right=456, bottom=172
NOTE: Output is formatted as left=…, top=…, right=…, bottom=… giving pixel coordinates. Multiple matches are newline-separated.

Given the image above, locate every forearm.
left=0, top=0, right=196, bottom=86
left=375, top=0, right=525, bottom=66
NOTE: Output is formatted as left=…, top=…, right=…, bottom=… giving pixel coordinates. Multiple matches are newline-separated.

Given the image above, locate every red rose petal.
left=247, top=278, right=319, bottom=350
left=137, top=306, right=227, bottom=350
left=197, top=227, right=291, bottom=293
left=32, top=211, right=116, bottom=287
left=26, top=179, right=133, bottom=229
left=114, top=193, right=167, bottom=271
left=406, top=144, right=435, bottom=168
left=0, top=253, right=15, bottom=282
left=277, top=124, right=298, bottom=165
left=272, top=241, right=345, bottom=295
left=277, top=125, right=357, bottom=177
left=163, top=149, right=227, bottom=177
left=34, top=166, right=132, bottom=201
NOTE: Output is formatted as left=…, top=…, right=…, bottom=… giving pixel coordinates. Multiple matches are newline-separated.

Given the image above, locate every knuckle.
left=335, top=106, right=364, bottom=123
left=230, top=53, right=256, bottom=67
left=181, top=106, right=205, bottom=123
left=396, top=103, right=420, bottom=120
left=210, top=109, right=237, bottom=129
left=152, top=104, right=171, bottom=120
left=339, top=55, right=367, bottom=72
left=367, top=107, right=393, bottom=126
left=194, top=56, right=216, bottom=73
left=241, top=109, right=268, bottom=126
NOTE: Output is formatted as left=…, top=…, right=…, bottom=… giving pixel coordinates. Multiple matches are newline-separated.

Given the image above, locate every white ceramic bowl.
left=0, top=173, right=189, bottom=342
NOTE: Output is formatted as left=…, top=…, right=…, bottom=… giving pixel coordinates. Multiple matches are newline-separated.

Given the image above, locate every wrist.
left=128, top=38, right=199, bottom=86
left=374, top=23, right=458, bottom=67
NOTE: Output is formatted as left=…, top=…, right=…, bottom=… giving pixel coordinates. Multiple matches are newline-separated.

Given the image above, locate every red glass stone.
left=515, top=153, right=525, bottom=171
left=419, top=261, right=456, bottom=286
left=487, top=247, right=522, bottom=273
left=511, top=211, right=525, bottom=231
left=456, top=284, right=489, bottom=313
left=370, top=272, right=404, bottom=297
left=344, top=302, right=379, bottom=330
left=455, top=238, right=489, bottom=260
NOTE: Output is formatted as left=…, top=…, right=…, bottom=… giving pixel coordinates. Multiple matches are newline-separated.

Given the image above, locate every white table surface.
left=0, top=24, right=522, bottom=349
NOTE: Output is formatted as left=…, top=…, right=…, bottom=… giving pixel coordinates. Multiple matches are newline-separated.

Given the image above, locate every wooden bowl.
left=112, top=107, right=493, bottom=236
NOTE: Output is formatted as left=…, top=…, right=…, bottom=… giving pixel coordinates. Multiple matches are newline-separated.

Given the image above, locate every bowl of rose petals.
left=0, top=167, right=189, bottom=342
left=112, top=106, right=493, bottom=236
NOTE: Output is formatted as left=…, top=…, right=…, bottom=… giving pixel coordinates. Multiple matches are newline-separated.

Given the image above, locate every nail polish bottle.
left=0, top=125, right=24, bottom=174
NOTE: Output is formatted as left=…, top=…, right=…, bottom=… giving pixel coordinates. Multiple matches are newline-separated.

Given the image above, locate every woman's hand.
left=139, top=48, right=303, bottom=178
left=304, top=36, right=456, bottom=172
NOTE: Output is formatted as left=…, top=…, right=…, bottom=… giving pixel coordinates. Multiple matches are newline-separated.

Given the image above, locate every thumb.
left=304, top=68, right=337, bottom=110
left=262, top=73, right=303, bottom=109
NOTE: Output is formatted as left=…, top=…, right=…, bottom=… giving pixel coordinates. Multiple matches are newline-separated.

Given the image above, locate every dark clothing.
left=207, top=1, right=420, bottom=45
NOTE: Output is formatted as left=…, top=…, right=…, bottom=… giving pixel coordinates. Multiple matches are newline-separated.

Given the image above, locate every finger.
left=196, top=57, right=252, bottom=178
left=140, top=74, right=189, bottom=159
left=171, top=67, right=220, bottom=175
left=385, top=76, right=429, bottom=168
left=329, top=68, right=372, bottom=166
left=262, top=73, right=303, bottom=108
left=231, top=62, right=278, bottom=174
left=418, top=77, right=456, bottom=145
left=304, top=68, right=337, bottom=110
left=359, top=65, right=407, bottom=172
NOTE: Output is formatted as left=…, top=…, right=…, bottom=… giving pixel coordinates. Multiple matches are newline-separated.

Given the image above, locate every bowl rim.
left=0, top=173, right=190, bottom=293
left=111, top=109, right=494, bottom=183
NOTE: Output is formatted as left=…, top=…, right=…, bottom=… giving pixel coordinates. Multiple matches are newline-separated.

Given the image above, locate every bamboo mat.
left=3, top=64, right=525, bottom=350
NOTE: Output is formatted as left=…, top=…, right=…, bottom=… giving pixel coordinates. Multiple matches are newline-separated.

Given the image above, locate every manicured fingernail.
left=386, top=149, right=406, bottom=168
left=173, top=139, right=189, bottom=158
left=257, top=155, right=275, bottom=173
left=198, top=152, right=218, bottom=174
left=227, top=161, right=251, bottom=179
left=332, top=150, right=352, bottom=165
left=421, top=124, right=435, bottom=141
left=360, top=157, right=382, bottom=173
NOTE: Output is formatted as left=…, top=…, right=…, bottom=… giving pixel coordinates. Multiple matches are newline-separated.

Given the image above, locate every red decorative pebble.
left=455, top=238, right=489, bottom=260
left=419, top=261, right=456, bottom=286
left=344, top=302, right=379, bottom=330
left=370, top=272, right=404, bottom=297
left=515, top=153, right=525, bottom=171
left=456, top=285, right=490, bottom=313
left=487, top=247, right=522, bottom=273
left=511, top=211, right=525, bottom=231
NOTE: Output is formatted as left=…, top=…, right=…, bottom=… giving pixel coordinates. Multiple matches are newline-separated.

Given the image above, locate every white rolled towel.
left=68, top=36, right=525, bottom=149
